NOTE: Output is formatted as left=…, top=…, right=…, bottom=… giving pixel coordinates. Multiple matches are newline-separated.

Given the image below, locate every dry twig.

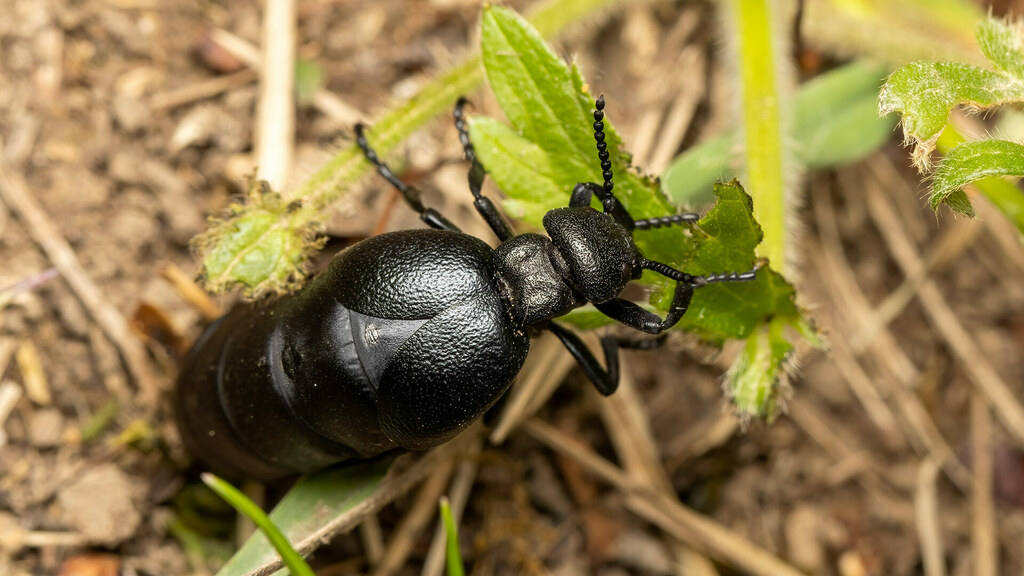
left=971, top=390, right=998, bottom=576
left=646, top=47, right=707, bottom=174
left=814, top=178, right=971, bottom=490
left=210, top=28, right=364, bottom=125
left=523, top=418, right=805, bottom=576
left=490, top=333, right=574, bottom=444
left=158, top=262, right=223, bottom=321
left=0, top=381, right=22, bottom=448
left=150, top=70, right=258, bottom=111
left=372, top=458, right=456, bottom=576
left=594, top=364, right=717, bottom=574
left=421, top=436, right=482, bottom=576
left=249, top=432, right=476, bottom=576
left=256, top=0, right=296, bottom=189
left=914, top=458, right=946, bottom=576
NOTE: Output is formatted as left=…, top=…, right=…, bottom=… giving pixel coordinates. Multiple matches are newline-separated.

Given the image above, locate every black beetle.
left=175, top=96, right=756, bottom=480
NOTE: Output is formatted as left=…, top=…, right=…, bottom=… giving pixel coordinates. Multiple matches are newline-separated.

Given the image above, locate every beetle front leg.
left=594, top=279, right=698, bottom=335
left=597, top=262, right=759, bottom=334
left=355, top=124, right=461, bottom=232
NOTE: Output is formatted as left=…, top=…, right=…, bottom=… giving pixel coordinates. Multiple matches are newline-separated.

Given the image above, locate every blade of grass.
left=439, top=497, right=465, bottom=576
left=201, top=473, right=315, bottom=576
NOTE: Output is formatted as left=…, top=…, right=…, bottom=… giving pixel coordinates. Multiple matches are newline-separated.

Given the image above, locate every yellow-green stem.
left=732, top=0, right=789, bottom=271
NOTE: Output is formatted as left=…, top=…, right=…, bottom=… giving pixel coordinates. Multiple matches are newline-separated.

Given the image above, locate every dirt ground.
left=2, top=0, right=1024, bottom=575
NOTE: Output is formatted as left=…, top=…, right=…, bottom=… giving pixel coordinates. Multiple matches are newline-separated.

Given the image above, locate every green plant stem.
left=937, top=125, right=1024, bottom=232
left=201, top=473, right=315, bottom=576
left=729, top=0, right=790, bottom=272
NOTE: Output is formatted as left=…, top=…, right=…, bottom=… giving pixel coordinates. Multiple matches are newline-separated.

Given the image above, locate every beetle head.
left=542, top=206, right=641, bottom=304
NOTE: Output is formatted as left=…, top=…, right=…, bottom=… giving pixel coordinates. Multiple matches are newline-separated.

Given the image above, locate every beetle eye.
left=622, top=261, right=632, bottom=281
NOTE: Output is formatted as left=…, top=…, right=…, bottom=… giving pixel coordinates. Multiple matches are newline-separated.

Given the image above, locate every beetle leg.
left=597, top=261, right=758, bottom=334
left=355, top=124, right=462, bottom=232
left=548, top=322, right=617, bottom=395
left=547, top=323, right=666, bottom=396
left=594, top=280, right=697, bottom=335
left=454, top=98, right=515, bottom=241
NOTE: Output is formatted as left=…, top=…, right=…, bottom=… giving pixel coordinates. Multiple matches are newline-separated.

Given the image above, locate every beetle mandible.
left=175, top=96, right=757, bottom=480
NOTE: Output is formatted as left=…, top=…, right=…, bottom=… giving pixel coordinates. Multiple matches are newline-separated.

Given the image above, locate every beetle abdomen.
left=175, top=296, right=397, bottom=480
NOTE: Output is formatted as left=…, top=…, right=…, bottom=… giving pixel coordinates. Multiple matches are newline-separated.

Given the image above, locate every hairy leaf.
left=725, top=318, right=791, bottom=421
left=194, top=182, right=323, bottom=297
left=977, top=17, right=1024, bottom=76
left=880, top=16, right=1024, bottom=227
left=879, top=62, right=1020, bottom=164
left=880, top=18, right=1024, bottom=168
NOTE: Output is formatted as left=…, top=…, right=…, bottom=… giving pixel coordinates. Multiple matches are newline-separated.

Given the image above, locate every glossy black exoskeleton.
left=175, top=96, right=757, bottom=479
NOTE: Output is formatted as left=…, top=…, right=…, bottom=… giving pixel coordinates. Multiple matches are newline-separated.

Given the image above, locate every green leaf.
left=879, top=18, right=1024, bottom=167
left=663, top=60, right=895, bottom=206
left=216, top=459, right=391, bottom=576
left=670, top=182, right=802, bottom=343
left=193, top=181, right=323, bottom=297
left=725, top=318, right=792, bottom=421
left=794, top=60, right=895, bottom=169
left=294, top=59, right=325, bottom=108
left=475, top=6, right=683, bottom=268
left=468, top=116, right=562, bottom=222
left=930, top=139, right=1024, bottom=216
left=880, top=16, right=1024, bottom=228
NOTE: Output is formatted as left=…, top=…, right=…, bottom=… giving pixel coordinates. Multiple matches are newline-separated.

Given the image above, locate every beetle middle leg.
left=547, top=322, right=666, bottom=395
left=355, top=124, right=461, bottom=232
